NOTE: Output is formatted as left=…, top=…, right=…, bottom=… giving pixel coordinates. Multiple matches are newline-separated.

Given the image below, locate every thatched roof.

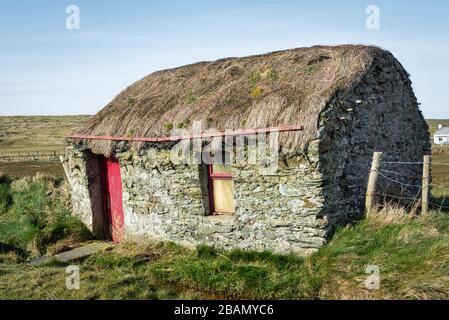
left=71, top=45, right=396, bottom=156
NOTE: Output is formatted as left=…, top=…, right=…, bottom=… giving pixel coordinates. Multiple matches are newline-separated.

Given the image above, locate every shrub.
left=224, top=98, right=238, bottom=106
left=197, top=245, right=217, bottom=258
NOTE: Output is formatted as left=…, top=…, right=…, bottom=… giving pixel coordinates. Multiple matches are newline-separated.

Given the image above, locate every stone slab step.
left=29, top=242, right=114, bottom=266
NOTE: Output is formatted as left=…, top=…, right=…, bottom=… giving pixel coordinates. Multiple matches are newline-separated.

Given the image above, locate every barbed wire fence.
left=365, top=152, right=449, bottom=215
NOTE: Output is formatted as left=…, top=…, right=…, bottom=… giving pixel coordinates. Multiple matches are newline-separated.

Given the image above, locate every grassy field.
left=1, top=203, right=449, bottom=299
left=0, top=161, right=64, bottom=179
left=0, top=115, right=90, bottom=153
left=0, top=115, right=89, bottom=179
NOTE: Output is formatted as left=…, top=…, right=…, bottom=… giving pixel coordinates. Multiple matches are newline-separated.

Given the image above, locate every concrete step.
left=29, top=242, right=114, bottom=266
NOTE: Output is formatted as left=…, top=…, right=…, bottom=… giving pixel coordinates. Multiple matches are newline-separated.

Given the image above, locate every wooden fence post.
left=422, top=155, right=431, bottom=215
left=365, top=152, right=383, bottom=216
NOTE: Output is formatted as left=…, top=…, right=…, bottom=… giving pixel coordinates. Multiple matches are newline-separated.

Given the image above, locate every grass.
left=186, top=93, right=198, bottom=104
left=0, top=174, right=92, bottom=259
left=0, top=115, right=91, bottom=153
left=430, top=154, right=449, bottom=205
left=0, top=161, right=64, bottom=179
left=1, top=204, right=449, bottom=299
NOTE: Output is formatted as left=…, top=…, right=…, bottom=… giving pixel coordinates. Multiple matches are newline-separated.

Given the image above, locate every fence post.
left=365, top=152, right=383, bottom=217
left=422, top=155, right=431, bottom=215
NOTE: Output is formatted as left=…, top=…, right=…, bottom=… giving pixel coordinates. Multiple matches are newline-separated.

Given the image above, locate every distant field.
left=0, top=161, right=64, bottom=178
left=0, top=115, right=91, bottom=153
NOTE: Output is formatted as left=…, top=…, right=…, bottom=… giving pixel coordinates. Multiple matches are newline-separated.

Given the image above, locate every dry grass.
left=368, top=203, right=414, bottom=225
left=0, top=115, right=90, bottom=179
left=0, top=162, right=64, bottom=179
left=73, top=45, right=395, bottom=156
left=0, top=115, right=90, bottom=153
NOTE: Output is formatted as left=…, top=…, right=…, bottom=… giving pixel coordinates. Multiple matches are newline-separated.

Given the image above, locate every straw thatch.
left=72, top=45, right=392, bottom=156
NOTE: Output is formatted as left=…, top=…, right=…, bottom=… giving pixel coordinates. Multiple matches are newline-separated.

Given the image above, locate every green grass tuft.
left=164, top=123, right=174, bottom=133
left=0, top=175, right=92, bottom=257
left=0, top=183, right=12, bottom=214
left=186, top=93, right=197, bottom=104
left=127, top=96, right=137, bottom=106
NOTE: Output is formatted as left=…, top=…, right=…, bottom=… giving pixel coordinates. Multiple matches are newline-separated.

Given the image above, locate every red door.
left=100, top=157, right=125, bottom=243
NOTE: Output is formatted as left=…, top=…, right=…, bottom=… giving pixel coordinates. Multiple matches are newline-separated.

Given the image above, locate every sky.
left=0, top=0, right=448, bottom=118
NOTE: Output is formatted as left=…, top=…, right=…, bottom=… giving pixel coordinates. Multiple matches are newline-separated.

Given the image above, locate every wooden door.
left=100, top=156, right=125, bottom=242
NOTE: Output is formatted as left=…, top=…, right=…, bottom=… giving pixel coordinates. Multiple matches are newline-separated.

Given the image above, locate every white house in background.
left=434, top=124, right=449, bottom=145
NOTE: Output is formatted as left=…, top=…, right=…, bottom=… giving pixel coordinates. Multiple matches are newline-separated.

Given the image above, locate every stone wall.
left=115, top=142, right=328, bottom=254
left=63, top=138, right=330, bottom=254
left=61, top=146, right=94, bottom=230
left=316, top=51, right=430, bottom=228
left=62, top=146, right=106, bottom=238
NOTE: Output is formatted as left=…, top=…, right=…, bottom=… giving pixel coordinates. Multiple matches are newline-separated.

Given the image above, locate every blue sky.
left=0, top=0, right=448, bottom=118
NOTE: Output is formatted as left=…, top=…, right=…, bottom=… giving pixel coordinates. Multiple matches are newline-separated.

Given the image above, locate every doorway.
left=99, top=156, right=125, bottom=242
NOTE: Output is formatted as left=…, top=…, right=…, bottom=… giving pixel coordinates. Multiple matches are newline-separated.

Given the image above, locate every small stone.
left=279, top=184, right=300, bottom=197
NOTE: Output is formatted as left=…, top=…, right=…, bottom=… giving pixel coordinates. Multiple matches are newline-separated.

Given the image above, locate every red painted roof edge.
left=67, top=125, right=304, bottom=143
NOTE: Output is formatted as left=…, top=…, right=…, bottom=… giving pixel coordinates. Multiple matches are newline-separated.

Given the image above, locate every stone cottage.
left=63, top=45, right=430, bottom=254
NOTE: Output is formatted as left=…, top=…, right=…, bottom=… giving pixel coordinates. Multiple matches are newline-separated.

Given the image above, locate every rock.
left=279, top=184, right=301, bottom=197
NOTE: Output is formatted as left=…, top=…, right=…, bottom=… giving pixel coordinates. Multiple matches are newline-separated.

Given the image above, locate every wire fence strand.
left=375, top=158, right=449, bottom=213
left=378, top=173, right=422, bottom=189
left=382, top=161, right=423, bottom=165
left=432, top=162, right=449, bottom=166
